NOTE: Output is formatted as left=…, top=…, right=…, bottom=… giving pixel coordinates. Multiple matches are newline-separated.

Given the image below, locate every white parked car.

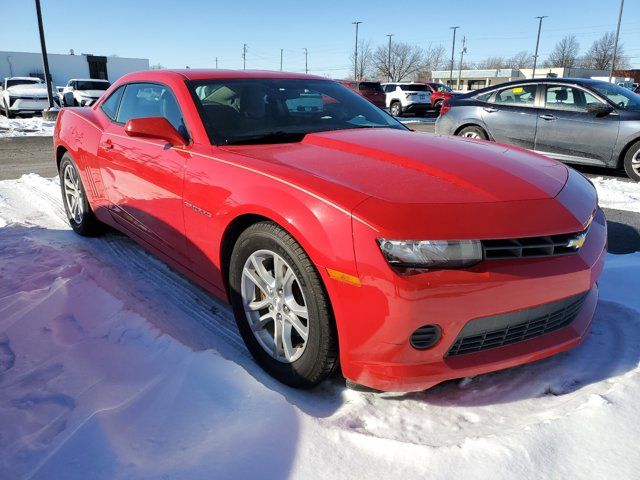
left=1, top=77, right=50, bottom=118
left=62, top=78, right=110, bottom=106
left=381, top=82, right=432, bottom=117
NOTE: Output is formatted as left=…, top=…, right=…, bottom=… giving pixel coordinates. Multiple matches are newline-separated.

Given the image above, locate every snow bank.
left=0, top=115, right=55, bottom=138
left=0, top=174, right=639, bottom=479
left=591, top=176, right=640, bottom=213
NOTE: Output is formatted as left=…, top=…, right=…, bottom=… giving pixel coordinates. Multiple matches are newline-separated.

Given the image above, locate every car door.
left=98, top=82, right=191, bottom=259
left=534, top=83, right=620, bottom=164
left=480, top=83, right=540, bottom=149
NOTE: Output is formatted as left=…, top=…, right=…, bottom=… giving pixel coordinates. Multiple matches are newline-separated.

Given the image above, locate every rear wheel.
left=433, top=100, right=443, bottom=113
left=3, top=100, right=13, bottom=119
left=390, top=101, right=402, bottom=117
left=457, top=125, right=488, bottom=140
left=59, top=153, right=103, bottom=236
left=229, top=221, right=339, bottom=388
left=623, top=141, right=640, bottom=182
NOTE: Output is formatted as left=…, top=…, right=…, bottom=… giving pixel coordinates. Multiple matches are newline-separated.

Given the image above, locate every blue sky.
left=1, top=0, right=639, bottom=77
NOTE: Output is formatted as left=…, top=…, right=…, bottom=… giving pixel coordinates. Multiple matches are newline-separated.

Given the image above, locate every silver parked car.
left=435, top=78, right=640, bottom=181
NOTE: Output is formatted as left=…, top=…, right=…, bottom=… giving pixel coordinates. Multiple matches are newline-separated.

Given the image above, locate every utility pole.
left=280, top=49, right=283, bottom=71
left=386, top=34, right=394, bottom=82
left=352, top=21, right=362, bottom=80
left=457, top=36, right=467, bottom=91
left=34, top=0, right=54, bottom=110
left=609, top=0, right=625, bottom=83
left=242, top=43, right=247, bottom=70
left=449, top=26, right=459, bottom=87
left=215, top=57, right=218, bottom=69
left=303, top=48, right=308, bottom=74
left=532, top=16, right=547, bottom=79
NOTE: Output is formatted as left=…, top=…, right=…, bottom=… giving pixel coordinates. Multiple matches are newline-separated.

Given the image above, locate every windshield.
left=358, top=82, right=383, bottom=93
left=189, top=78, right=406, bottom=145
left=430, top=83, right=452, bottom=93
left=591, top=82, right=640, bottom=110
left=399, top=84, right=429, bottom=92
left=76, top=81, right=110, bottom=91
left=6, top=78, right=41, bottom=88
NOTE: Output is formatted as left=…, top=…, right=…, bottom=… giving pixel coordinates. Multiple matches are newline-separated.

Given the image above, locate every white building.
left=431, top=67, right=610, bottom=91
left=0, top=51, right=149, bottom=87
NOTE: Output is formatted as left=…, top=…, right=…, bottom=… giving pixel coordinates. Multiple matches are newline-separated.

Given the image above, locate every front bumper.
left=8, top=97, right=49, bottom=113
left=326, top=207, right=607, bottom=392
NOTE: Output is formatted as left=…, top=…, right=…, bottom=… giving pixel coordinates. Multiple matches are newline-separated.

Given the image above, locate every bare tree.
left=545, top=35, right=580, bottom=68
left=373, top=41, right=424, bottom=81
left=476, top=56, right=505, bottom=69
left=580, top=32, right=627, bottom=69
left=416, top=43, right=447, bottom=80
left=350, top=40, right=374, bottom=80
left=506, top=51, right=533, bottom=69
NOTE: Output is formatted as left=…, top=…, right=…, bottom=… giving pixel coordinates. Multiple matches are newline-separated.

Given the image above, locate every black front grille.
left=482, top=229, right=588, bottom=260
left=447, top=290, right=589, bottom=357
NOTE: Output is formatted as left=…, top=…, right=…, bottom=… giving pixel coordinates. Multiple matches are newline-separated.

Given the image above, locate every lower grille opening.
left=447, top=291, right=589, bottom=357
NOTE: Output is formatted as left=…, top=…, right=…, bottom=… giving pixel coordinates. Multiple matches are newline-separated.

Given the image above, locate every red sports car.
left=54, top=69, right=606, bottom=392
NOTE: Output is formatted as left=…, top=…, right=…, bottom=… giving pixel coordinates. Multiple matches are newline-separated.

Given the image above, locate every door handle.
left=539, top=114, right=556, bottom=121
left=102, top=139, right=113, bottom=150
left=483, top=106, right=498, bottom=113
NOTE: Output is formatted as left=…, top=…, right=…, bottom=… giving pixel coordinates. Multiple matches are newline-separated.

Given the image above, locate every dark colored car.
left=339, top=80, right=386, bottom=109
left=425, top=82, right=459, bottom=112
left=436, top=78, right=640, bottom=181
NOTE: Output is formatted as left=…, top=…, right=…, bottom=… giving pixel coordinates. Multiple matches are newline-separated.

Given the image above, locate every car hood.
left=6, top=84, right=48, bottom=95
left=221, top=128, right=568, bottom=205
left=76, top=89, right=107, bottom=97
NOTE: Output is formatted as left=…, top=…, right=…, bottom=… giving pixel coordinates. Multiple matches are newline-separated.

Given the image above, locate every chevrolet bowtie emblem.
left=566, top=231, right=587, bottom=249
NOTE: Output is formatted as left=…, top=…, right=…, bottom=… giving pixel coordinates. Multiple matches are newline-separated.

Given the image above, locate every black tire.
left=457, top=125, right=488, bottom=140
left=433, top=100, right=443, bottom=113
left=229, top=221, right=339, bottom=388
left=59, top=153, right=103, bottom=236
left=390, top=101, right=402, bottom=117
left=622, top=141, right=640, bottom=182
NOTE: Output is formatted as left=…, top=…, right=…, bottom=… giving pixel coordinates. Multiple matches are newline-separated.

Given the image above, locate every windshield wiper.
left=225, top=131, right=307, bottom=145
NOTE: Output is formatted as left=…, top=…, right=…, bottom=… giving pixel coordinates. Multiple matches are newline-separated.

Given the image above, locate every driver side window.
left=544, top=85, right=602, bottom=112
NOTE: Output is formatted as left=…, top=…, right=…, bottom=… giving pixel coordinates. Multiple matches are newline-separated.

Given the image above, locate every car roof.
left=463, top=77, right=613, bottom=97
left=382, top=82, right=425, bottom=85
left=69, top=78, right=110, bottom=82
left=170, top=69, right=327, bottom=81
left=6, top=77, right=41, bottom=81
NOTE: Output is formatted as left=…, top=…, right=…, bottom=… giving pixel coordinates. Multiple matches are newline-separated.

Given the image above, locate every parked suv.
left=62, top=78, right=110, bottom=106
left=425, top=82, right=458, bottom=113
left=382, top=82, right=431, bottom=116
left=340, top=80, right=386, bottom=108
left=435, top=78, right=640, bottom=181
left=1, top=77, right=49, bottom=118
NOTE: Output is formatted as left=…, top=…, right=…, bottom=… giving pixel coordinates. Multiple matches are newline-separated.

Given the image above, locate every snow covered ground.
left=0, top=115, right=55, bottom=138
left=0, top=174, right=639, bottom=479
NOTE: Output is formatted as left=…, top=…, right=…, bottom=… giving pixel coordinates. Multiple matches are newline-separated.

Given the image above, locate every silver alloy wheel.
left=391, top=103, right=401, bottom=116
left=241, top=249, right=310, bottom=363
left=461, top=131, right=481, bottom=139
left=632, top=149, right=640, bottom=175
left=63, top=163, right=84, bottom=224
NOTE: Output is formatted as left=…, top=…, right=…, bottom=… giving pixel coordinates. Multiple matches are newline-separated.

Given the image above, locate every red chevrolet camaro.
left=54, top=69, right=606, bottom=392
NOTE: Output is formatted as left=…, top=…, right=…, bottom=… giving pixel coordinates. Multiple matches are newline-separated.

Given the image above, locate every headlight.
left=377, top=238, right=482, bottom=269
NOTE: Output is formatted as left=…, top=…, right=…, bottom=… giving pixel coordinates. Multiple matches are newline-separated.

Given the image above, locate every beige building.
left=431, top=67, right=610, bottom=91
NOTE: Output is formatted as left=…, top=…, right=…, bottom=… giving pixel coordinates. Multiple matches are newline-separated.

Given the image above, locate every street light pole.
left=532, top=16, right=547, bottom=78
left=352, top=21, right=362, bottom=80
left=386, top=34, right=394, bottom=82
left=609, top=0, right=625, bottom=83
left=304, top=48, right=308, bottom=74
left=449, top=26, right=459, bottom=87
left=280, top=48, right=283, bottom=72
left=243, top=44, right=247, bottom=70
left=34, top=0, right=54, bottom=109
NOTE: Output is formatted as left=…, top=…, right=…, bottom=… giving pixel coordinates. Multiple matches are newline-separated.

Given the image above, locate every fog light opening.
left=409, top=324, right=442, bottom=350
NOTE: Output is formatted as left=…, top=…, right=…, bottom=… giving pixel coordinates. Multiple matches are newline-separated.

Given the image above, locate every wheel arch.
left=454, top=122, right=490, bottom=138
left=616, top=135, right=640, bottom=169
left=55, top=144, right=68, bottom=171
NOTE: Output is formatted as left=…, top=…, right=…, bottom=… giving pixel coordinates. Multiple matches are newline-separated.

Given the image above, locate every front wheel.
left=457, top=125, right=488, bottom=140
left=229, top=221, right=339, bottom=388
left=3, top=100, right=13, bottom=119
left=390, top=101, right=402, bottom=117
left=623, top=141, right=640, bottom=182
left=59, top=153, right=103, bottom=236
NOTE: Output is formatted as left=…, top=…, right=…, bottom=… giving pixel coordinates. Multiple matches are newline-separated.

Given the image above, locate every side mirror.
left=124, top=117, right=186, bottom=146
left=586, top=103, right=614, bottom=117
left=62, top=92, right=75, bottom=107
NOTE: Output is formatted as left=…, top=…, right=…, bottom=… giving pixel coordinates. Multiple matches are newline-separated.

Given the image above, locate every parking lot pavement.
left=1, top=135, right=638, bottom=253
